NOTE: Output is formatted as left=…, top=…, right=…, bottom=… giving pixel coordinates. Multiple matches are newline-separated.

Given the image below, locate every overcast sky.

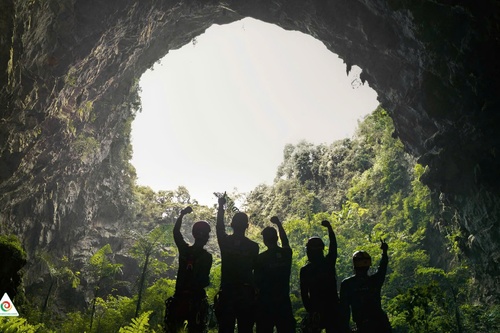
left=131, top=17, right=379, bottom=206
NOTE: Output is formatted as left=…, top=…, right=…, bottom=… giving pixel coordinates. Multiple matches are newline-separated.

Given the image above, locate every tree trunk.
left=135, top=252, right=151, bottom=317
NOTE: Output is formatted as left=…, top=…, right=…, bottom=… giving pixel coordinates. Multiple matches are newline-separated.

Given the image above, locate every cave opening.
left=131, top=17, right=379, bottom=206
left=2, top=0, right=499, bottom=323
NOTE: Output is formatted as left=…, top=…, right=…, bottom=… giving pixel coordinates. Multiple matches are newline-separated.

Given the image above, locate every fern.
left=0, top=317, right=47, bottom=333
left=119, top=311, right=153, bottom=333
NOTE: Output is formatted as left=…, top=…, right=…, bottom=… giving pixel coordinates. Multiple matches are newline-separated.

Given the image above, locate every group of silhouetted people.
left=164, top=195, right=391, bottom=333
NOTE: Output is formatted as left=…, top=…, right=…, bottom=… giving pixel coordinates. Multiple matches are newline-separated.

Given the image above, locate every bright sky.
left=131, top=17, right=379, bottom=207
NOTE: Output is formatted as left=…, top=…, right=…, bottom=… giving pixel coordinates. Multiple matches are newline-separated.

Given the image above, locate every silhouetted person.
left=300, top=220, right=340, bottom=333
left=165, top=206, right=213, bottom=333
left=254, top=216, right=296, bottom=333
left=340, top=240, right=391, bottom=333
left=215, top=194, right=259, bottom=333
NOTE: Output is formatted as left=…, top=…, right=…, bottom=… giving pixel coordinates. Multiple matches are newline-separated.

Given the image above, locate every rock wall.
left=1, top=0, right=499, bottom=300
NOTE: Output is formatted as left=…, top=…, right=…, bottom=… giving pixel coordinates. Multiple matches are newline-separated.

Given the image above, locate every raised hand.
left=181, top=206, right=193, bottom=215
left=321, top=220, right=331, bottom=228
left=380, top=238, right=389, bottom=252
left=270, top=216, right=281, bottom=225
left=217, top=192, right=227, bottom=206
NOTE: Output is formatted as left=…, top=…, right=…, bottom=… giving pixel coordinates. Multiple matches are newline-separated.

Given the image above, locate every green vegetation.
left=64, top=67, right=78, bottom=87
left=0, top=317, right=49, bottom=333
left=118, top=311, right=154, bottom=333
left=130, top=226, right=170, bottom=317
left=0, top=234, right=27, bottom=260
left=10, top=107, right=500, bottom=332
left=73, top=133, right=100, bottom=163
left=37, top=254, right=80, bottom=322
left=0, top=234, right=27, bottom=307
left=87, top=244, right=124, bottom=332
left=77, top=101, right=95, bottom=122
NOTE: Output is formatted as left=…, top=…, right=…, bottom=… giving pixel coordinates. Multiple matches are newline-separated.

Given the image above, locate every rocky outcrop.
left=1, top=0, right=499, bottom=301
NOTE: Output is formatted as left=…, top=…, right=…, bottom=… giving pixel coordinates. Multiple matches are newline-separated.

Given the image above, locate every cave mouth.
left=3, top=0, right=498, bottom=305
left=131, top=17, right=379, bottom=206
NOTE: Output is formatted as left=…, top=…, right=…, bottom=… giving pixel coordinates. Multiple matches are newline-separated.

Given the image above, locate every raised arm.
left=378, top=239, right=389, bottom=276
left=270, top=216, right=289, bottom=248
left=173, top=206, right=193, bottom=248
left=321, top=220, right=337, bottom=260
left=216, top=194, right=227, bottom=243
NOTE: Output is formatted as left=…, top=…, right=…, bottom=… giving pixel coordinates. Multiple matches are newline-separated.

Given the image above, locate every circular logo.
left=1, top=301, right=12, bottom=312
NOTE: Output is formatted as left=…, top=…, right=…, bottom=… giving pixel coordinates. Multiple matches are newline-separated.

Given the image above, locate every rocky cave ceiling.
left=0, top=0, right=499, bottom=299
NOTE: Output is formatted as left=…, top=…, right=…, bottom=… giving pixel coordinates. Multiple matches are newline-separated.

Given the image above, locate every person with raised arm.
left=340, top=239, right=392, bottom=333
left=164, top=206, right=212, bottom=333
left=300, top=220, right=341, bottom=332
left=254, top=216, right=296, bottom=333
left=215, top=194, right=260, bottom=333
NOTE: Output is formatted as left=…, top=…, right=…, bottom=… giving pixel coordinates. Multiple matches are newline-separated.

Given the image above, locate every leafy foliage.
left=130, top=226, right=170, bottom=317
left=87, top=244, right=124, bottom=331
left=0, top=235, right=27, bottom=260
left=0, top=317, right=49, bottom=333
left=118, top=311, right=153, bottom=333
left=32, top=253, right=80, bottom=323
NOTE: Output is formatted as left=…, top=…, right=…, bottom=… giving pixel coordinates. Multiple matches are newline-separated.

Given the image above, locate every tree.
left=36, top=253, right=80, bottom=322
left=130, top=226, right=170, bottom=317
left=87, top=244, right=123, bottom=332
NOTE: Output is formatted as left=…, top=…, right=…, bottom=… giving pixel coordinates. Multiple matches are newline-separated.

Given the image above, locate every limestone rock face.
left=1, top=0, right=499, bottom=300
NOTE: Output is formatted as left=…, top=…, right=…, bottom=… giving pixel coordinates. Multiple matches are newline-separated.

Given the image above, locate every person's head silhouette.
left=261, top=226, right=278, bottom=248
left=230, top=212, right=249, bottom=235
left=306, top=236, right=325, bottom=262
left=352, top=250, right=371, bottom=275
left=192, top=221, right=211, bottom=247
